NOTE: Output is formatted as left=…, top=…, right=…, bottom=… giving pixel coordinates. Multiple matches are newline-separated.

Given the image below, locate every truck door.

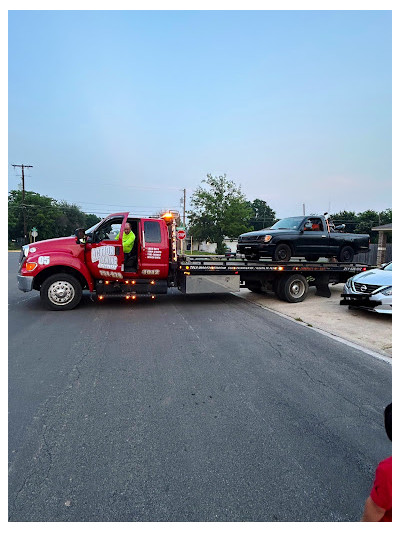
left=298, top=217, right=330, bottom=256
left=138, top=219, right=169, bottom=278
left=85, top=213, right=128, bottom=280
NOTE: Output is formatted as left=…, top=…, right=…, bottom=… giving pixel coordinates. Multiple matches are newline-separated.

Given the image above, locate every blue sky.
left=8, top=10, right=392, bottom=219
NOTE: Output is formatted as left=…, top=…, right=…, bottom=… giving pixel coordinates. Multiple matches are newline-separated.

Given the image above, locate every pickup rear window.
left=144, top=221, right=161, bottom=243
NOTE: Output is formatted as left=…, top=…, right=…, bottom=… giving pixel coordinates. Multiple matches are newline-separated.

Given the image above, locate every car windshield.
left=85, top=219, right=104, bottom=234
left=270, top=217, right=304, bottom=230
left=383, top=263, right=392, bottom=271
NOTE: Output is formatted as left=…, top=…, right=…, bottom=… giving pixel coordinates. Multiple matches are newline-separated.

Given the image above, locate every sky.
left=8, top=9, right=392, bottom=220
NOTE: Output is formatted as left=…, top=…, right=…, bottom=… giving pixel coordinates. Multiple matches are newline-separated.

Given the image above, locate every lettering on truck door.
left=139, top=219, right=169, bottom=278
left=85, top=214, right=128, bottom=280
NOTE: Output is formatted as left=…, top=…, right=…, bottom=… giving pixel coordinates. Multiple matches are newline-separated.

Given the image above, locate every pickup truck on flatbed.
left=237, top=215, right=370, bottom=262
left=17, top=211, right=370, bottom=310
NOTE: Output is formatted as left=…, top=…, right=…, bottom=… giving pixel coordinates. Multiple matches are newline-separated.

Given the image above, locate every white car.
left=340, top=262, right=392, bottom=314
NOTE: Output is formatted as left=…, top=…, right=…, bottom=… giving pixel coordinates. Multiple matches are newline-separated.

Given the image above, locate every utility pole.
left=183, top=188, right=186, bottom=226
left=12, top=164, right=33, bottom=244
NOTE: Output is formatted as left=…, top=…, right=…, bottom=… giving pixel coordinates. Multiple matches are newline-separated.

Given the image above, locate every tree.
left=188, top=174, right=253, bottom=253
left=8, top=189, right=101, bottom=243
left=330, top=211, right=358, bottom=233
left=248, top=199, right=276, bottom=231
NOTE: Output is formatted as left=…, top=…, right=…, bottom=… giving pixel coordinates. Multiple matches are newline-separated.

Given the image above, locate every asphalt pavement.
left=8, top=252, right=392, bottom=521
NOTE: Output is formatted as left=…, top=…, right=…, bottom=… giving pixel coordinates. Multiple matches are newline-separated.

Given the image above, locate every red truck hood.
left=29, top=236, right=79, bottom=252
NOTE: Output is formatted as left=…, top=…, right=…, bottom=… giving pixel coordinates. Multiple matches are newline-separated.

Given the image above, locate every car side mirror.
left=75, top=228, right=86, bottom=244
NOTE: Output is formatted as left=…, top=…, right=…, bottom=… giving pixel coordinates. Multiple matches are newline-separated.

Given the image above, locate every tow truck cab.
left=18, top=212, right=174, bottom=310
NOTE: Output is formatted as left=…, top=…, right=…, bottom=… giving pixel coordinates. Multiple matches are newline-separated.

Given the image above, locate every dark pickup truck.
left=237, top=215, right=370, bottom=262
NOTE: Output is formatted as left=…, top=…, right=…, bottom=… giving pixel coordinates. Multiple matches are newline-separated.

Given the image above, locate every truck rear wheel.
left=40, top=273, right=82, bottom=310
left=338, top=246, right=354, bottom=263
left=281, top=274, right=308, bottom=303
left=273, top=244, right=292, bottom=262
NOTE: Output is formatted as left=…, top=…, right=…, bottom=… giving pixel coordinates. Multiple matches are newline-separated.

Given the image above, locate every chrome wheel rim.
left=289, top=280, right=305, bottom=298
left=48, top=281, right=75, bottom=306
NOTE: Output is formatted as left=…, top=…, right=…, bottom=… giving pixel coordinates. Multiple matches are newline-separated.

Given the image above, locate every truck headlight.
left=345, top=277, right=353, bottom=288
left=380, top=286, right=392, bottom=296
left=264, top=235, right=272, bottom=243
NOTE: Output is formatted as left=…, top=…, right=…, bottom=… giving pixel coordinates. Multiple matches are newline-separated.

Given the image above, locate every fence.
left=354, top=244, right=392, bottom=266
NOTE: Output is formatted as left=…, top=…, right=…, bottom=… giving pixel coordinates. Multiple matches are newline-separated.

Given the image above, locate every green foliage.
left=331, top=209, right=392, bottom=243
left=248, top=198, right=276, bottom=230
left=188, top=174, right=253, bottom=254
left=8, top=189, right=101, bottom=243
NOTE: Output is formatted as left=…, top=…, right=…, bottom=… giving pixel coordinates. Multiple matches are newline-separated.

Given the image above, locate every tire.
left=272, top=244, right=292, bottom=262
left=274, top=277, right=286, bottom=300
left=247, top=282, right=263, bottom=293
left=304, top=255, right=320, bottom=262
left=40, top=273, right=83, bottom=311
left=338, top=246, right=354, bottom=263
left=281, top=274, right=308, bottom=303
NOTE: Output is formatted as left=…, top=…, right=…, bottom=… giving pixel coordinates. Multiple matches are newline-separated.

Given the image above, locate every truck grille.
left=239, top=235, right=264, bottom=242
left=353, top=282, right=382, bottom=294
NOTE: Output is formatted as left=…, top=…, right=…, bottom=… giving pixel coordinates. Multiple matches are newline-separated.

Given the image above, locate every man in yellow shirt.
left=116, top=222, right=136, bottom=263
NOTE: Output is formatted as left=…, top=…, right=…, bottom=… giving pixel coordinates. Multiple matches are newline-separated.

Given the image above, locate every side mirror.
left=75, top=228, right=86, bottom=244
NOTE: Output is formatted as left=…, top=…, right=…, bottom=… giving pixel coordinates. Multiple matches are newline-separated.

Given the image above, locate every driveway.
left=237, top=284, right=392, bottom=357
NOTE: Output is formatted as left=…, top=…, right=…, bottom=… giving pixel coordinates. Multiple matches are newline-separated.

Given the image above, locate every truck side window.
left=144, top=221, right=162, bottom=243
left=94, top=218, right=123, bottom=243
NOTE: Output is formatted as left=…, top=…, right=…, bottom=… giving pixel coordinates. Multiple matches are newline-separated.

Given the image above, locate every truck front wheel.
left=40, top=273, right=82, bottom=310
left=273, top=244, right=292, bottom=262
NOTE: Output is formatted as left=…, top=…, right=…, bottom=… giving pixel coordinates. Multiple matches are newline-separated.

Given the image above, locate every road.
left=8, top=252, right=392, bottom=521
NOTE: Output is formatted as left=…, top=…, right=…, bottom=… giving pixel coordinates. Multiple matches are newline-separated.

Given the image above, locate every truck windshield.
left=85, top=220, right=103, bottom=234
left=271, top=217, right=304, bottom=230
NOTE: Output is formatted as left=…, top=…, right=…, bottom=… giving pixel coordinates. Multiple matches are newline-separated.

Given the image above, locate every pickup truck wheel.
left=281, top=274, right=308, bottom=303
left=40, top=273, right=82, bottom=310
left=273, top=244, right=292, bottom=262
left=304, top=255, right=320, bottom=262
left=338, top=246, right=354, bottom=263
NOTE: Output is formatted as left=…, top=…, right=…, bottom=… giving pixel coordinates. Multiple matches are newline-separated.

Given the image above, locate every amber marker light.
left=150, top=280, right=155, bottom=285
left=25, top=262, right=37, bottom=271
left=126, top=295, right=130, bottom=300
left=278, top=266, right=284, bottom=271
left=131, top=280, right=136, bottom=284
left=151, top=295, right=156, bottom=299
left=125, top=281, right=129, bottom=284
left=105, top=281, right=109, bottom=285
left=98, top=295, right=104, bottom=300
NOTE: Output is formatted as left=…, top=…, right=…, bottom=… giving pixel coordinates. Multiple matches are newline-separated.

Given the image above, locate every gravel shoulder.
left=237, top=284, right=392, bottom=357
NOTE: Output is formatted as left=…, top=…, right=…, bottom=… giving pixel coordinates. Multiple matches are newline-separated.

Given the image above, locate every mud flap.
left=315, top=274, right=331, bottom=298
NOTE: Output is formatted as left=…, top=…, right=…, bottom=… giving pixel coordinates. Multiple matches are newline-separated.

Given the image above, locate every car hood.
left=352, top=268, right=392, bottom=286
left=27, top=236, right=77, bottom=252
left=239, top=229, right=298, bottom=238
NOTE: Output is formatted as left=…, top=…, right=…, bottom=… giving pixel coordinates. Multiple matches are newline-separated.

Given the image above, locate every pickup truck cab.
left=237, top=215, right=370, bottom=262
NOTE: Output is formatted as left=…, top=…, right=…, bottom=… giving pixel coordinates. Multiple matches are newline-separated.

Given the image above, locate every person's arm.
left=115, top=232, right=120, bottom=240
left=126, top=232, right=135, bottom=247
left=361, top=496, right=386, bottom=522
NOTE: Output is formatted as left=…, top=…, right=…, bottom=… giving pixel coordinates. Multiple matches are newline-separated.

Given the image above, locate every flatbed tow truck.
left=17, top=211, right=370, bottom=310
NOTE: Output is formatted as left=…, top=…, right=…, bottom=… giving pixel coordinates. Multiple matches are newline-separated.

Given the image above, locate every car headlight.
left=23, top=244, right=29, bottom=257
left=380, top=286, right=392, bottom=296
left=345, top=277, right=353, bottom=288
left=264, top=235, right=272, bottom=243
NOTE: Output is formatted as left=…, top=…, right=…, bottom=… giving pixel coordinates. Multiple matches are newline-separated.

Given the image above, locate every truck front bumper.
left=17, top=275, right=34, bottom=292
left=237, top=243, right=275, bottom=256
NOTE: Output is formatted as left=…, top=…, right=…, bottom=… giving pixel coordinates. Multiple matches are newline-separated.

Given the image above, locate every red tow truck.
left=17, top=211, right=370, bottom=310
